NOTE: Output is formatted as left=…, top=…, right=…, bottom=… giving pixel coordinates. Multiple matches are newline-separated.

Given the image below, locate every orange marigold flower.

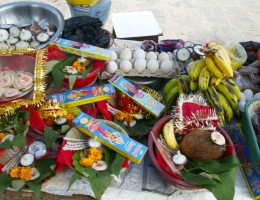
left=79, top=157, right=95, bottom=167
left=20, top=166, right=32, bottom=181
left=76, top=65, right=86, bottom=73
left=0, top=132, right=5, bottom=142
left=115, top=112, right=126, bottom=121
left=66, top=114, right=75, bottom=125
left=88, top=147, right=103, bottom=162
left=125, top=114, right=133, bottom=122
left=10, top=166, right=21, bottom=179
left=72, top=60, right=81, bottom=68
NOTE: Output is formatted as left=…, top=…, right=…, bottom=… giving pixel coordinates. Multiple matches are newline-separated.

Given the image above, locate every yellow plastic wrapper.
left=225, top=42, right=248, bottom=71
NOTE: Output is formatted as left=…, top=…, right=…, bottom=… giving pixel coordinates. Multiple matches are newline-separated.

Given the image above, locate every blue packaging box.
left=73, top=112, right=148, bottom=164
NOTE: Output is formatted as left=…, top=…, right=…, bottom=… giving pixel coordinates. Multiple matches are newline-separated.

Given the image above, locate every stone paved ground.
left=1, top=0, right=260, bottom=43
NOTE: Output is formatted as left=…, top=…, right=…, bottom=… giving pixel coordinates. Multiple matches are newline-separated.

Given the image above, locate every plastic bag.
left=62, top=16, right=111, bottom=48
left=224, top=42, right=247, bottom=70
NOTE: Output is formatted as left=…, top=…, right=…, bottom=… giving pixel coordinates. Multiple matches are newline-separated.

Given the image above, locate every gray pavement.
left=1, top=0, right=260, bottom=43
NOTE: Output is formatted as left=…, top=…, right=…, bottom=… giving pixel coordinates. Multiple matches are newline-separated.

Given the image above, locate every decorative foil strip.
left=0, top=48, right=48, bottom=118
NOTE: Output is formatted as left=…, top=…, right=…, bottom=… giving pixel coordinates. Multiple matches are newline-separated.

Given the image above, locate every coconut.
left=180, top=129, right=226, bottom=161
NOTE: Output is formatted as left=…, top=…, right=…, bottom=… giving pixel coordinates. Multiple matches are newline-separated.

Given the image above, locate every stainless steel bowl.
left=0, top=1, right=64, bottom=49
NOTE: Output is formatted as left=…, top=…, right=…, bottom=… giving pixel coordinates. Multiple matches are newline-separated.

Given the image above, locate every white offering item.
left=20, top=153, right=34, bottom=166
left=160, top=60, right=173, bottom=74
left=134, top=58, right=146, bottom=73
left=106, top=60, right=118, bottom=73
left=110, top=51, right=118, bottom=61
left=92, top=160, right=108, bottom=171
left=146, top=51, right=157, bottom=60
left=147, top=60, right=159, bottom=74
left=120, top=60, right=132, bottom=73
left=120, top=48, right=132, bottom=60
left=158, top=52, right=169, bottom=62
left=172, top=150, right=187, bottom=165
left=133, top=49, right=146, bottom=60
left=88, top=138, right=101, bottom=148
left=211, top=131, right=226, bottom=145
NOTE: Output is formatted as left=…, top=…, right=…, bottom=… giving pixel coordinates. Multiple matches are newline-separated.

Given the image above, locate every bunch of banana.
left=163, top=75, right=190, bottom=111
left=187, top=58, right=215, bottom=92
left=203, top=42, right=233, bottom=78
left=203, top=78, right=241, bottom=125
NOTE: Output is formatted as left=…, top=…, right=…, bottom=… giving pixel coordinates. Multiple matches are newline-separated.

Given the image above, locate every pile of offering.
left=0, top=20, right=57, bottom=49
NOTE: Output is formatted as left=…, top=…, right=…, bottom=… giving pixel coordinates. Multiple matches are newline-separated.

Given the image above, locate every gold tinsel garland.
left=0, top=48, right=48, bottom=118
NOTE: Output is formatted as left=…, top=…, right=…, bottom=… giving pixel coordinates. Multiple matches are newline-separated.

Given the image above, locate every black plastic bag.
left=62, top=16, right=111, bottom=48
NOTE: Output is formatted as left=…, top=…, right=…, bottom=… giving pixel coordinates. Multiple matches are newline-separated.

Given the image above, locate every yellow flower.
left=79, top=157, right=95, bottom=167
left=20, top=167, right=32, bottom=181
left=10, top=166, right=21, bottom=179
left=115, top=112, right=126, bottom=121
left=125, top=114, right=134, bottom=122
left=88, top=147, right=103, bottom=162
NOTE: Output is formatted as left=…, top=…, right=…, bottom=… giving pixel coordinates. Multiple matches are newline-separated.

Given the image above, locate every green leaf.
left=52, top=56, right=77, bottom=89
left=110, top=153, right=125, bottom=176
left=181, top=170, right=217, bottom=186
left=11, top=133, right=26, bottom=148
left=206, top=167, right=237, bottom=200
left=26, top=182, right=42, bottom=200
left=68, top=75, right=77, bottom=90
left=29, top=158, right=56, bottom=185
left=11, top=179, right=26, bottom=192
left=45, top=60, right=61, bottom=74
left=43, top=126, right=59, bottom=148
left=114, top=117, right=159, bottom=138
left=14, top=121, right=27, bottom=135
left=52, top=60, right=65, bottom=89
left=0, top=139, right=13, bottom=149
left=181, top=156, right=239, bottom=200
left=68, top=171, right=82, bottom=191
left=81, top=64, right=93, bottom=79
left=198, top=172, right=223, bottom=183
left=188, top=156, right=239, bottom=174
left=88, top=170, right=113, bottom=200
left=103, top=146, right=115, bottom=166
left=72, top=151, right=97, bottom=178
left=61, top=125, right=71, bottom=133
left=0, top=173, right=12, bottom=192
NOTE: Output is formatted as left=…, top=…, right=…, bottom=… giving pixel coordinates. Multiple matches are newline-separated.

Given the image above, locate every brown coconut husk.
left=180, top=129, right=226, bottom=161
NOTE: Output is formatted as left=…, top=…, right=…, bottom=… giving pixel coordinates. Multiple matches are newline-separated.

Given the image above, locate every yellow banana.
left=210, top=76, right=222, bottom=86
left=218, top=92, right=234, bottom=124
left=205, top=55, right=224, bottom=78
left=215, top=82, right=238, bottom=111
left=208, top=42, right=231, bottom=62
left=179, top=74, right=190, bottom=86
left=165, top=86, right=179, bottom=111
left=213, top=52, right=233, bottom=78
left=189, top=58, right=206, bottom=81
left=204, top=90, right=215, bottom=108
left=221, top=78, right=241, bottom=101
left=198, top=66, right=211, bottom=91
left=163, top=119, right=179, bottom=150
left=206, top=86, right=224, bottom=115
left=163, top=78, right=178, bottom=98
left=190, top=80, right=198, bottom=91
left=177, top=78, right=190, bottom=94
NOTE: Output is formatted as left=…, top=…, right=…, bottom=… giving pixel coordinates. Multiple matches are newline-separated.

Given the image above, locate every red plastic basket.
left=148, top=115, right=236, bottom=189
